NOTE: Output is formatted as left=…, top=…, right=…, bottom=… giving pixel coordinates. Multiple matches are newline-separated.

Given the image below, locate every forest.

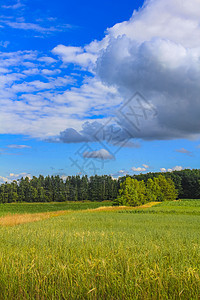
left=0, top=169, right=200, bottom=203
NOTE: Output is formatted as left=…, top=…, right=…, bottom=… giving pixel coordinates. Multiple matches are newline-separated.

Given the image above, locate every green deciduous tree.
left=114, top=177, right=147, bottom=206
left=114, top=175, right=178, bottom=206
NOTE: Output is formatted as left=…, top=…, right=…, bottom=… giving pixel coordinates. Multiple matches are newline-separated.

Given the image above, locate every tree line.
left=0, top=169, right=199, bottom=203
left=0, top=175, right=119, bottom=203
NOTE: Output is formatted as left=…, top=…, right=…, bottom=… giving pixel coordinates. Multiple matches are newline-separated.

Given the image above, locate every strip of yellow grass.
left=0, top=210, right=70, bottom=226
left=86, top=202, right=161, bottom=212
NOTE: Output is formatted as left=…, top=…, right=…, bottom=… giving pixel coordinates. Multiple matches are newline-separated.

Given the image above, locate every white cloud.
left=132, top=167, right=147, bottom=172
left=132, top=164, right=149, bottom=172
left=175, top=148, right=192, bottom=156
left=0, top=41, right=10, bottom=48
left=160, top=166, right=184, bottom=172
left=172, top=166, right=183, bottom=171
left=41, top=69, right=61, bottom=76
left=3, top=21, right=58, bottom=32
left=0, top=176, right=12, bottom=183
left=83, top=149, right=114, bottom=160
left=2, top=0, right=24, bottom=9
left=38, top=56, right=57, bottom=64
left=119, top=170, right=126, bottom=174
left=52, top=45, right=97, bottom=69
left=7, top=144, right=31, bottom=149
left=142, top=164, right=149, bottom=169
left=0, top=12, right=73, bottom=35
left=0, top=172, right=32, bottom=183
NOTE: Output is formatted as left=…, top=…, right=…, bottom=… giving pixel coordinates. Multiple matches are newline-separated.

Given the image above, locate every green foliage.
left=126, top=168, right=200, bottom=199
left=115, top=175, right=178, bottom=206
left=147, top=175, right=178, bottom=202
left=114, top=177, right=147, bottom=206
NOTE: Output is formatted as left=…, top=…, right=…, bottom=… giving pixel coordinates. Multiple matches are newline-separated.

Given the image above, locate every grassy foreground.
left=0, top=200, right=200, bottom=299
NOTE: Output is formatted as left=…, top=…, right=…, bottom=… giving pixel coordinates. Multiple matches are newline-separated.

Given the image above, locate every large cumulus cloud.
left=52, top=0, right=200, bottom=143
left=95, top=0, right=200, bottom=140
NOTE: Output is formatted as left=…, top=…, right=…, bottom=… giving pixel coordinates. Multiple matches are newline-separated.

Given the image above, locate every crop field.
left=0, top=201, right=113, bottom=217
left=0, top=200, right=200, bottom=299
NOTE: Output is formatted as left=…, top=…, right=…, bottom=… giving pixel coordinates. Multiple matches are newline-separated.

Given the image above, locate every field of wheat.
left=0, top=200, right=199, bottom=299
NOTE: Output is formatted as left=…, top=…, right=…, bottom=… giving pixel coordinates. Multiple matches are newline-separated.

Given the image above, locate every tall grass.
left=0, top=202, right=200, bottom=299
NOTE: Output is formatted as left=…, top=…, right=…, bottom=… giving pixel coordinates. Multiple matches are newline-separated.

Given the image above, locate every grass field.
left=0, top=200, right=200, bottom=299
left=0, top=201, right=113, bottom=217
left=121, top=199, right=200, bottom=215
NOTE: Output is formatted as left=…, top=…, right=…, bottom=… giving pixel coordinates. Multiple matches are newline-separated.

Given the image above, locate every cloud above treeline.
left=83, top=149, right=114, bottom=160
left=160, top=166, right=184, bottom=172
left=0, top=172, right=31, bottom=183
left=175, top=148, right=193, bottom=157
left=1, top=0, right=200, bottom=143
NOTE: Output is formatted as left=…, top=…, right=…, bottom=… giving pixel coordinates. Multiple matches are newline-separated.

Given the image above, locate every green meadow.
left=0, top=200, right=200, bottom=299
left=0, top=201, right=112, bottom=217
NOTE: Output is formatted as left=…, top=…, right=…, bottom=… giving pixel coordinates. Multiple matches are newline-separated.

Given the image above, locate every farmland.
left=0, top=200, right=200, bottom=299
left=0, top=201, right=113, bottom=217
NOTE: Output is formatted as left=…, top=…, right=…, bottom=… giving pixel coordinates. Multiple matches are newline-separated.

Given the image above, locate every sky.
left=0, top=0, right=200, bottom=183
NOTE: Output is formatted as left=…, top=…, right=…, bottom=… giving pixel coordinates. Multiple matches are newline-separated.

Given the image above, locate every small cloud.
left=172, top=166, right=183, bottom=171
left=0, top=172, right=32, bottom=183
left=119, top=170, right=126, bottom=174
left=41, top=69, right=61, bottom=76
left=2, top=0, right=24, bottom=9
left=160, top=166, right=183, bottom=172
left=132, top=167, right=147, bottom=172
left=38, top=56, right=57, bottom=64
left=111, top=169, right=129, bottom=179
left=0, top=176, right=11, bottom=183
left=132, top=164, right=149, bottom=172
left=3, top=21, right=56, bottom=33
left=7, top=144, right=31, bottom=149
left=142, top=164, right=149, bottom=169
left=83, top=149, right=114, bottom=160
left=9, top=172, right=31, bottom=178
left=0, top=41, right=10, bottom=48
left=175, top=148, right=193, bottom=157
left=2, top=19, right=73, bottom=35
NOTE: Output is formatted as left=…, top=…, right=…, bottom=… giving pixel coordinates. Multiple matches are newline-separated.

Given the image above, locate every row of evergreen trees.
left=0, top=169, right=200, bottom=203
left=0, top=175, right=119, bottom=203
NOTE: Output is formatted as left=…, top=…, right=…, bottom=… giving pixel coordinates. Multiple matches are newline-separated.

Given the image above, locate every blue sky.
left=0, top=0, right=200, bottom=182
